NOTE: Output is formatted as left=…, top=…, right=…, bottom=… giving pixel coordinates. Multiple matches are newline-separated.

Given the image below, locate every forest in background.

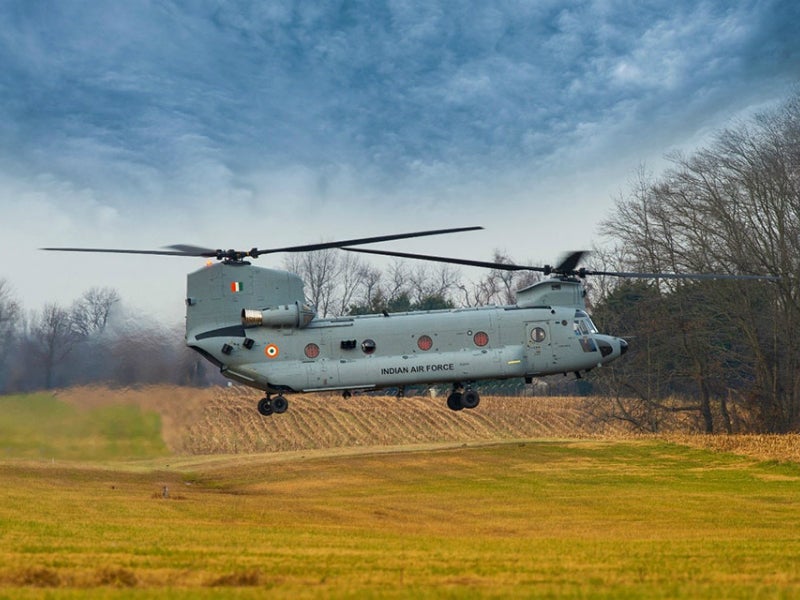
left=1, top=92, right=797, bottom=434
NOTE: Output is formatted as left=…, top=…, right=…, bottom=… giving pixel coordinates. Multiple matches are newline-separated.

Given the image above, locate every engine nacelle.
left=241, top=303, right=315, bottom=329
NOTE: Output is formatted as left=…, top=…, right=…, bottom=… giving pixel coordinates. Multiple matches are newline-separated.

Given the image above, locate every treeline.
left=1, top=92, right=797, bottom=433
left=0, top=285, right=216, bottom=392
left=588, top=92, right=800, bottom=433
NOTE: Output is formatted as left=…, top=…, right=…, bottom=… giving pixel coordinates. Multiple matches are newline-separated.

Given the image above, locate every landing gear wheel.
left=272, top=395, right=289, bottom=414
left=447, top=392, right=464, bottom=411
left=257, top=397, right=274, bottom=416
left=461, top=389, right=480, bottom=409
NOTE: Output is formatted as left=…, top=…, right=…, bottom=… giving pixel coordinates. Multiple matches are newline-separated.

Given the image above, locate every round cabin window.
left=361, top=339, right=376, bottom=354
left=531, top=327, right=546, bottom=343
left=304, top=343, right=320, bottom=358
left=473, top=331, right=489, bottom=347
left=417, top=335, right=433, bottom=351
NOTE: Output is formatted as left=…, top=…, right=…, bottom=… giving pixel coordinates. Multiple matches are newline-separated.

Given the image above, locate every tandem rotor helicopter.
left=44, top=227, right=777, bottom=416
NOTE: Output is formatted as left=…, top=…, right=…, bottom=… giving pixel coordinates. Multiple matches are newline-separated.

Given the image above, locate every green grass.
left=0, top=393, right=168, bottom=460
left=1, top=439, right=799, bottom=598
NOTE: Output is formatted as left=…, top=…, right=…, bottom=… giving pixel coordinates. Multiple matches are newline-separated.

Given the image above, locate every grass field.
left=1, top=388, right=799, bottom=598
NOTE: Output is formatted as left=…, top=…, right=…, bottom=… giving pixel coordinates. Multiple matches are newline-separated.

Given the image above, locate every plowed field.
left=52, top=385, right=800, bottom=463
left=56, top=385, right=626, bottom=455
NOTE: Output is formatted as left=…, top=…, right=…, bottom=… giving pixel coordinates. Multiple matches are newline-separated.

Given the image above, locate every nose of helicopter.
left=619, top=338, right=628, bottom=355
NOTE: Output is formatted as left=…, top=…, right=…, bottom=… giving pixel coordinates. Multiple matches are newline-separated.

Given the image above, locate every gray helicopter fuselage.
left=185, top=263, right=627, bottom=394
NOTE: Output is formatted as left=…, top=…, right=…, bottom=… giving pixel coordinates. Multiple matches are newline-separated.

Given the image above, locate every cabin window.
left=304, top=343, right=320, bottom=359
left=473, top=331, right=489, bottom=347
left=417, top=335, right=433, bottom=351
left=361, top=339, right=376, bottom=354
left=531, top=327, right=546, bottom=343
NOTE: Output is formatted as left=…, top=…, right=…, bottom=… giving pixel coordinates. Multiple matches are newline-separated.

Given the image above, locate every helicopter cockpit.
left=573, top=310, right=598, bottom=335
left=574, top=309, right=600, bottom=353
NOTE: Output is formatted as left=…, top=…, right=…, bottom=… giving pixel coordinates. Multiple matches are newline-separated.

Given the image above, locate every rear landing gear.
left=272, top=395, right=288, bottom=414
left=258, top=394, right=289, bottom=416
left=461, top=389, right=480, bottom=409
left=446, top=383, right=480, bottom=411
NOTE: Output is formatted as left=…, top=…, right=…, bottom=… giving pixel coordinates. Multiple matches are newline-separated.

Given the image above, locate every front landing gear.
left=257, top=397, right=273, bottom=416
left=257, top=394, right=289, bottom=416
left=446, top=383, right=480, bottom=411
left=447, top=392, right=463, bottom=411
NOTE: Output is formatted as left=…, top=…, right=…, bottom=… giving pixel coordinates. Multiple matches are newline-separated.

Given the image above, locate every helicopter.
left=43, top=227, right=777, bottom=415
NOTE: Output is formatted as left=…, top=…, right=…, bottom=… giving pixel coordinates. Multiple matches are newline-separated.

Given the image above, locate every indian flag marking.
left=264, top=344, right=280, bottom=358
left=230, top=281, right=243, bottom=293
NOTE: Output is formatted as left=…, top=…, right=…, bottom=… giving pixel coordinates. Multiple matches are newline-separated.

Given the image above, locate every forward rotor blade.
left=164, top=244, right=219, bottom=256
left=42, top=227, right=484, bottom=261
left=252, top=226, right=483, bottom=256
left=41, top=247, right=203, bottom=257
left=342, top=247, right=545, bottom=272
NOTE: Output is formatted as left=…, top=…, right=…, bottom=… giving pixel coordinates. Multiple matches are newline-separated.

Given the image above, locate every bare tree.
left=332, top=252, right=369, bottom=316
left=70, top=287, right=121, bottom=337
left=597, top=93, right=800, bottom=432
left=0, top=279, right=21, bottom=391
left=30, top=303, right=79, bottom=389
left=458, top=251, right=542, bottom=307
left=406, top=263, right=460, bottom=305
left=384, top=260, right=410, bottom=306
left=352, top=264, right=383, bottom=313
left=283, top=249, right=340, bottom=317
left=284, top=249, right=379, bottom=317
left=0, top=279, right=19, bottom=336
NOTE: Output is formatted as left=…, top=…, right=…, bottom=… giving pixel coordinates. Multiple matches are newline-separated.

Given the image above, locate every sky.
left=1, top=0, right=799, bottom=323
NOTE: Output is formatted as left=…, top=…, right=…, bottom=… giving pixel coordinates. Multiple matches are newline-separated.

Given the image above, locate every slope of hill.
left=0, top=392, right=168, bottom=460
left=55, top=385, right=625, bottom=455
left=47, top=385, right=800, bottom=463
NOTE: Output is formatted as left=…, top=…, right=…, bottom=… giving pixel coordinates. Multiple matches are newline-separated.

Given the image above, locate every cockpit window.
left=574, top=310, right=598, bottom=335
left=573, top=310, right=599, bottom=352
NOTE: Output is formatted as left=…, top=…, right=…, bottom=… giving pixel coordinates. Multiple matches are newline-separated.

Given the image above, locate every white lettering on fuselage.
left=381, top=363, right=455, bottom=376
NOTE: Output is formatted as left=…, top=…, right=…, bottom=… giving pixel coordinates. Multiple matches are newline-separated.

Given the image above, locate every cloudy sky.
left=1, top=0, right=798, bottom=322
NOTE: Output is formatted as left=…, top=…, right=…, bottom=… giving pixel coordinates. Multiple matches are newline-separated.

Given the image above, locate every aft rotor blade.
left=582, top=269, right=780, bottom=281
left=556, top=251, right=588, bottom=274
left=252, top=226, right=484, bottom=256
left=345, top=247, right=781, bottom=282
left=342, top=247, right=545, bottom=272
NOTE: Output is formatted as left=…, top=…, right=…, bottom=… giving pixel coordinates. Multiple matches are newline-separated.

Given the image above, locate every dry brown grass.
left=56, top=384, right=213, bottom=452
left=57, top=385, right=625, bottom=454
left=55, top=385, right=800, bottom=464
left=663, top=432, right=800, bottom=464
